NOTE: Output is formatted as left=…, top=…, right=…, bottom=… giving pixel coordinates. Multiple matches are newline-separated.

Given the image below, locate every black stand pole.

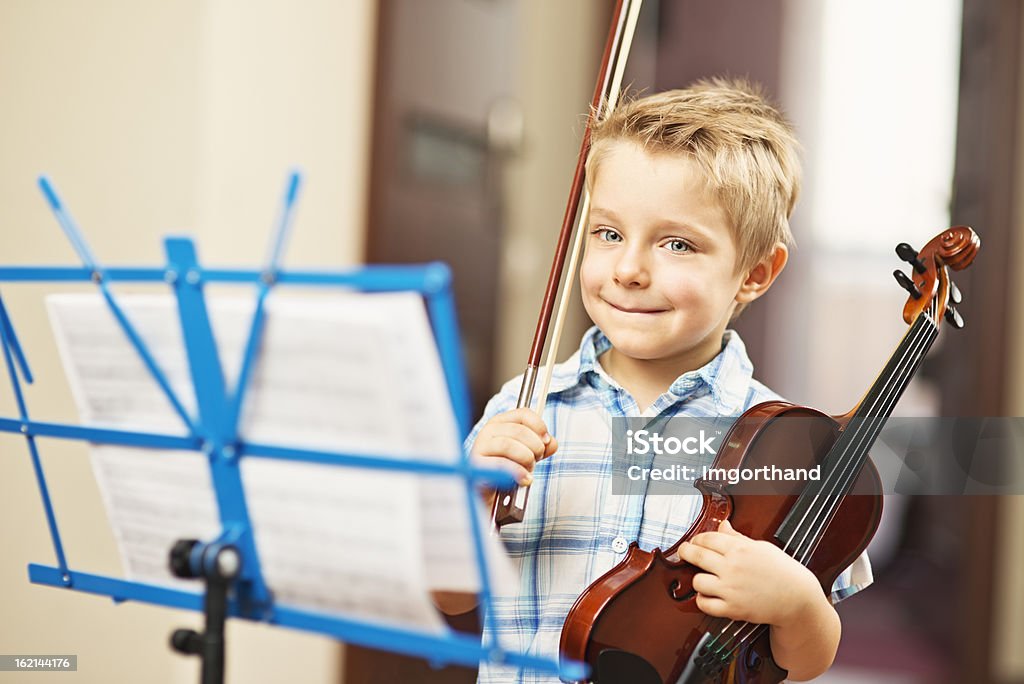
left=168, top=539, right=241, bottom=684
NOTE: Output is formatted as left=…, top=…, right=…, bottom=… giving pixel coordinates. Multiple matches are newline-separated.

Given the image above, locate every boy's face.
left=581, top=140, right=747, bottom=371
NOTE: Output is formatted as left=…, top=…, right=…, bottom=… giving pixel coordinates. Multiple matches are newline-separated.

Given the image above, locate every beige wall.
left=0, top=1, right=376, bottom=682
left=495, top=0, right=604, bottom=384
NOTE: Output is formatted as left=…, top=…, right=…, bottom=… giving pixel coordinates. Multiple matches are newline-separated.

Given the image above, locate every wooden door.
left=349, top=0, right=520, bottom=681
left=364, top=0, right=521, bottom=420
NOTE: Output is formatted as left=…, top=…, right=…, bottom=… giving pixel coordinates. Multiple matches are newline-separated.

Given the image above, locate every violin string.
left=705, top=617, right=770, bottom=668
left=703, top=391, right=918, bottom=660
left=706, top=434, right=906, bottom=656
left=733, top=299, right=940, bottom=658
left=720, top=310, right=939, bottom=659
left=712, top=360, right=921, bottom=659
left=789, top=304, right=936, bottom=566
left=706, top=309, right=935, bottom=661
left=786, top=330, right=926, bottom=567
left=782, top=310, right=931, bottom=562
left=704, top=302, right=939, bottom=661
left=687, top=611, right=744, bottom=660
left=710, top=619, right=755, bottom=657
left=721, top=623, right=767, bottom=657
left=802, top=307, right=937, bottom=558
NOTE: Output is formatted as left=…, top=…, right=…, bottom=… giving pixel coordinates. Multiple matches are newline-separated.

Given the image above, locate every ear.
left=735, top=242, right=788, bottom=305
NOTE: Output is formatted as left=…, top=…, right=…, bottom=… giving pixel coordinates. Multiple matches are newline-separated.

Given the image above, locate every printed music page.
left=47, top=291, right=513, bottom=632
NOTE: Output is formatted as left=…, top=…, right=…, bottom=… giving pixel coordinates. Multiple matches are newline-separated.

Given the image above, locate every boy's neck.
left=599, top=334, right=725, bottom=413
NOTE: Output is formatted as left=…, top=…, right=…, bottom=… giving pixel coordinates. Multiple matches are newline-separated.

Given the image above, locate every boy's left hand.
left=676, top=518, right=824, bottom=628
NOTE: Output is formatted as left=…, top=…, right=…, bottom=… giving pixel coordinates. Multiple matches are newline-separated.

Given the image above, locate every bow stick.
left=492, top=0, right=644, bottom=528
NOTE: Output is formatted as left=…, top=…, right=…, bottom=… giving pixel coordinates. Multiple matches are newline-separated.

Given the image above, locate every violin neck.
left=849, top=312, right=939, bottom=423
left=774, top=312, right=939, bottom=554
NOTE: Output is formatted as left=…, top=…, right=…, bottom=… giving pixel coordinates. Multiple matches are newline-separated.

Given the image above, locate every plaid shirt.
left=467, top=326, right=872, bottom=684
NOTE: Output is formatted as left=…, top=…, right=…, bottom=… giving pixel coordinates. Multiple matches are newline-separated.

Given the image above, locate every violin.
left=559, top=227, right=980, bottom=684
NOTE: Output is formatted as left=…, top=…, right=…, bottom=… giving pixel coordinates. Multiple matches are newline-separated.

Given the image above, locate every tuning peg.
left=896, top=243, right=927, bottom=274
left=944, top=305, right=964, bottom=329
left=948, top=279, right=962, bottom=305
left=893, top=270, right=922, bottom=299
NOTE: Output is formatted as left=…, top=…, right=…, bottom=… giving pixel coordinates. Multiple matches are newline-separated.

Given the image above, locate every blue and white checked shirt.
left=466, top=326, right=872, bottom=684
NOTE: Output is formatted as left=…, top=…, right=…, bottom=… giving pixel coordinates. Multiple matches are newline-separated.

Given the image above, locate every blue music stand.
left=0, top=172, right=587, bottom=683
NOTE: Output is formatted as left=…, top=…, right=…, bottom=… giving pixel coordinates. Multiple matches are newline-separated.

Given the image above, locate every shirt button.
left=611, top=537, right=629, bottom=554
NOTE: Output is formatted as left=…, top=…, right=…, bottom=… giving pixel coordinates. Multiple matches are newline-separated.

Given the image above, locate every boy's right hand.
left=470, top=408, right=558, bottom=487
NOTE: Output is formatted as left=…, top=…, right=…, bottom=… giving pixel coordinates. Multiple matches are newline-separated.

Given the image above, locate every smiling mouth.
left=605, top=300, right=668, bottom=314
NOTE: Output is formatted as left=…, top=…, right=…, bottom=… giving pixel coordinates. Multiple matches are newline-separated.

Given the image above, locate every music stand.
left=0, top=172, right=587, bottom=684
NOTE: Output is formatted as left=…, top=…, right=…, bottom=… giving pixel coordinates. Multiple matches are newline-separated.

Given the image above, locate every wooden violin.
left=559, top=227, right=981, bottom=684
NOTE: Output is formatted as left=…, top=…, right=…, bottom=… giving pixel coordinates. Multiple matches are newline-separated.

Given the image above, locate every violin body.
left=560, top=402, right=883, bottom=684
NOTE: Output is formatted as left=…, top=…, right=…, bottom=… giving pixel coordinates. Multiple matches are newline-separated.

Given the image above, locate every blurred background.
left=0, top=0, right=1021, bottom=682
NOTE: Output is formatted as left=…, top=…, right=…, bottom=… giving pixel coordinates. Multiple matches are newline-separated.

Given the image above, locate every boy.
left=439, top=78, right=871, bottom=683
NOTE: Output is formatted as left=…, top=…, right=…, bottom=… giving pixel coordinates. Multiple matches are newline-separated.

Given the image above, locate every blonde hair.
left=585, top=78, right=800, bottom=277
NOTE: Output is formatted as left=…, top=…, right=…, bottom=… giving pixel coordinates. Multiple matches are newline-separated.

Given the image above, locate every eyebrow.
left=589, top=207, right=619, bottom=221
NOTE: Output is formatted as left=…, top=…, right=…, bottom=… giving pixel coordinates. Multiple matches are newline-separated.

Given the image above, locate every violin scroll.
left=897, top=226, right=980, bottom=326
left=936, top=226, right=981, bottom=270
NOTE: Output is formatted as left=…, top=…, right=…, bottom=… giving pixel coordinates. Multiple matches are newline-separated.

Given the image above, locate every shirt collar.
left=549, top=325, right=755, bottom=415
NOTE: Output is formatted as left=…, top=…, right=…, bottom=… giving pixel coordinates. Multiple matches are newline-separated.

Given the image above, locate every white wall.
left=0, top=1, right=376, bottom=682
left=776, top=0, right=962, bottom=415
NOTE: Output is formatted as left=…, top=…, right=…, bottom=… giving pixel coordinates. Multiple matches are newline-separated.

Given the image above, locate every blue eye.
left=591, top=228, right=623, bottom=243
left=665, top=239, right=692, bottom=253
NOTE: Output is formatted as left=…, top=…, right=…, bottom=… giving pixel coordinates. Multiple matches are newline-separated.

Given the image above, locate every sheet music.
left=47, top=292, right=513, bottom=631
left=88, top=446, right=221, bottom=593
left=419, top=479, right=517, bottom=592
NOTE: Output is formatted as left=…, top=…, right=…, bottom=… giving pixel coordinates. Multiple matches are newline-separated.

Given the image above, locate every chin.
left=602, top=331, right=669, bottom=361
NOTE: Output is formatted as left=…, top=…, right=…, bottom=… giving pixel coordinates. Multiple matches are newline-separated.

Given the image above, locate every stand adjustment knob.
left=168, top=538, right=241, bottom=684
left=170, top=539, right=200, bottom=579
left=171, top=629, right=203, bottom=655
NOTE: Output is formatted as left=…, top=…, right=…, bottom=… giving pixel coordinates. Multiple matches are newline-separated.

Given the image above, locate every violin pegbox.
left=895, top=226, right=980, bottom=327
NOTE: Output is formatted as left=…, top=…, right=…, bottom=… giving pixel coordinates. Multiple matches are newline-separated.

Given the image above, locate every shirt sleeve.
left=463, top=377, right=522, bottom=456
left=828, top=549, right=873, bottom=603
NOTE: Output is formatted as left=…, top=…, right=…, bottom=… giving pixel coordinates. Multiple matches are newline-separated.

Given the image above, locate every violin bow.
left=491, top=0, right=644, bottom=528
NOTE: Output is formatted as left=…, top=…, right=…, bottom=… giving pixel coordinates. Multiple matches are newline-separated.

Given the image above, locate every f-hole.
left=669, top=579, right=696, bottom=602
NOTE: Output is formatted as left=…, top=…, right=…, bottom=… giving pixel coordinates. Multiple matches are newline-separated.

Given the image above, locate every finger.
left=689, top=531, right=737, bottom=555
left=718, top=519, right=744, bottom=536
left=503, top=465, right=532, bottom=487
left=691, top=572, right=723, bottom=597
left=495, top=408, right=552, bottom=445
left=488, top=423, right=546, bottom=459
left=678, top=540, right=725, bottom=574
left=473, top=453, right=532, bottom=486
left=541, top=435, right=558, bottom=460
left=474, top=434, right=538, bottom=470
left=695, top=593, right=730, bottom=618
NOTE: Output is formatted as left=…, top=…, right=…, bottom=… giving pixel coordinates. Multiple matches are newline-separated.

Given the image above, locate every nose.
left=613, top=245, right=650, bottom=288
